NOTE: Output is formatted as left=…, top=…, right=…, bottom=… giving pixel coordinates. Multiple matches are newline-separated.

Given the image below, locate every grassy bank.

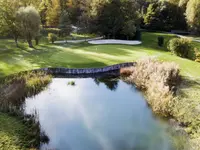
left=0, top=71, right=52, bottom=149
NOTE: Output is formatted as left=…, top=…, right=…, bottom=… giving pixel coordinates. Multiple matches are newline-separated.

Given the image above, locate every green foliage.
left=158, top=36, right=164, bottom=47
left=179, top=0, right=189, bottom=9
left=194, top=48, right=200, bottom=63
left=134, top=28, right=142, bottom=41
left=39, top=0, right=49, bottom=26
left=144, top=1, right=187, bottom=31
left=16, top=6, right=41, bottom=47
left=122, top=20, right=136, bottom=40
left=58, top=10, right=72, bottom=37
left=59, top=10, right=71, bottom=29
left=96, top=0, right=139, bottom=39
left=186, top=0, right=200, bottom=33
left=0, top=0, right=20, bottom=46
left=48, top=33, right=58, bottom=43
left=168, top=38, right=193, bottom=58
left=46, top=0, right=61, bottom=26
left=67, top=81, right=76, bottom=86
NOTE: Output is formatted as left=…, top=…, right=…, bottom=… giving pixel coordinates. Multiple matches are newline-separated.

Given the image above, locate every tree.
left=186, top=0, right=200, bottom=34
left=96, top=0, right=139, bottom=39
left=179, top=0, right=189, bottom=9
left=58, top=10, right=72, bottom=36
left=59, top=10, right=71, bottom=28
left=39, top=0, right=50, bottom=26
left=144, top=1, right=187, bottom=31
left=18, top=0, right=41, bottom=7
left=16, top=6, right=41, bottom=48
left=46, top=0, right=61, bottom=26
left=0, top=0, right=20, bottom=46
left=122, top=20, right=136, bottom=40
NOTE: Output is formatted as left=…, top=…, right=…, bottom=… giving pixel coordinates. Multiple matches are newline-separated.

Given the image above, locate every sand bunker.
left=88, top=39, right=142, bottom=45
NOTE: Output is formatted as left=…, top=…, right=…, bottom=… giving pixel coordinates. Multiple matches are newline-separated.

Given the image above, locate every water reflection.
left=94, top=76, right=119, bottom=91
left=24, top=78, right=175, bottom=150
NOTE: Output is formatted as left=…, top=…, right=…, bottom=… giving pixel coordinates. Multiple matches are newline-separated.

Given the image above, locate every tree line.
left=0, top=0, right=200, bottom=47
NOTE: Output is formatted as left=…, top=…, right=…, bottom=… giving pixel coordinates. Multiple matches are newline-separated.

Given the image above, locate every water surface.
left=24, top=77, right=174, bottom=150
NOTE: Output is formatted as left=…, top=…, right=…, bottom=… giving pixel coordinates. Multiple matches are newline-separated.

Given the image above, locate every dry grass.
left=122, top=58, right=180, bottom=116
left=0, top=71, right=51, bottom=149
left=0, top=71, right=52, bottom=110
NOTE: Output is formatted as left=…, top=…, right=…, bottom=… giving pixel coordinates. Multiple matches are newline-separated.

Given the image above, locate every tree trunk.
left=14, top=36, right=18, bottom=47
left=35, top=37, right=39, bottom=45
left=27, top=39, right=33, bottom=48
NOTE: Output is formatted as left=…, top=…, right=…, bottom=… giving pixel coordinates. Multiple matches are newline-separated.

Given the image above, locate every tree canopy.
left=1, top=0, right=200, bottom=47
left=186, top=0, right=200, bottom=33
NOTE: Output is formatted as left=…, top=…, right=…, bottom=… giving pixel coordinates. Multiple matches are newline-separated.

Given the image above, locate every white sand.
left=88, top=39, right=142, bottom=45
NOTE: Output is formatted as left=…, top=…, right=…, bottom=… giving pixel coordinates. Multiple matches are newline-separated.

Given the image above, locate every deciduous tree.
left=186, top=0, right=200, bottom=33
left=16, top=6, right=41, bottom=47
left=0, top=0, right=20, bottom=46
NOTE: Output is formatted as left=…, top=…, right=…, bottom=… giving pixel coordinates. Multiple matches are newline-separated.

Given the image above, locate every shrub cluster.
left=48, top=33, right=57, bottom=44
left=0, top=71, right=52, bottom=148
left=0, top=71, right=52, bottom=107
left=121, top=59, right=180, bottom=116
left=167, top=38, right=193, bottom=58
left=194, top=48, right=200, bottom=63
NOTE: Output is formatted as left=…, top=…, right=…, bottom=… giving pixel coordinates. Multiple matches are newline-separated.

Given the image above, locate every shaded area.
left=0, top=71, right=51, bottom=149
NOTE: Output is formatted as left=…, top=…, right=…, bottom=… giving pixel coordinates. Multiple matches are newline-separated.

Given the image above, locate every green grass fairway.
left=0, top=32, right=200, bottom=78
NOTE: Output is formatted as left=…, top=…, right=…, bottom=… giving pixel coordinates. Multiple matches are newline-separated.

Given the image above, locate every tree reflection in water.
left=94, top=76, right=119, bottom=91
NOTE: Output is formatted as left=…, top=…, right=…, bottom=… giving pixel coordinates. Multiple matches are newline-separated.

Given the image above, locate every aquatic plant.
left=67, top=81, right=76, bottom=86
left=121, top=58, right=180, bottom=116
left=0, top=71, right=52, bottom=149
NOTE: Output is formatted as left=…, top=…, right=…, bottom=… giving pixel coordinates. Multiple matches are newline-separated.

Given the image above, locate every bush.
left=120, top=68, right=133, bottom=77
left=168, top=38, right=193, bottom=58
left=58, top=27, right=72, bottom=37
left=48, top=33, right=57, bottom=44
left=195, top=48, right=200, bottom=63
left=121, top=59, right=180, bottom=116
left=158, top=36, right=164, bottom=47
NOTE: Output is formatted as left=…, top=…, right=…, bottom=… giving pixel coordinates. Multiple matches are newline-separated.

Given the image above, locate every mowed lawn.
left=0, top=32, right=200, bottom=78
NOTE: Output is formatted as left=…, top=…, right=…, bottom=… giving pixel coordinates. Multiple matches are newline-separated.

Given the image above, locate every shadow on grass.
left=177, top=77, right=200, bottom=99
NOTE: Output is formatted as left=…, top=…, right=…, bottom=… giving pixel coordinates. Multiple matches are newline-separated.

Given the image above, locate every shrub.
left=167, top=38, right=193, bottom=58
left=134, top=29, right=142, bottom=41
left=48, top=33, right=57, bottom=44
left=67, top=81, right=75, bottom=86
left=194, top=48, right=200, bottom=63
left=158, top=36, right=164, bottom=47
left=58, top=27, right=72, bottom=37
left=120, top=68, right=133, bottom=77
left=121, top=59, right=180, bottom=116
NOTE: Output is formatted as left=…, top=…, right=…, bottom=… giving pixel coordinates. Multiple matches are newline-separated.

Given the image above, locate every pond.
left=24, top=76, right=176, bottom=150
